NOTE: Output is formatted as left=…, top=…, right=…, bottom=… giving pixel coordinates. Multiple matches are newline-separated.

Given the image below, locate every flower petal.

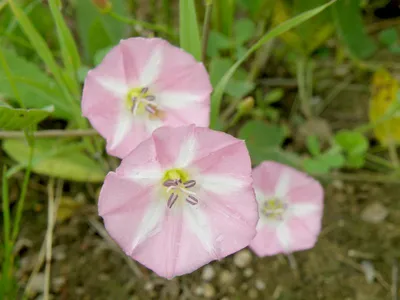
left=276, top=223, right=292, bottom=252
left=250, top=226, right=285, bottom=257
left=158, top=91, right=206, bottom=109
left=289, top=203, right=321, bottom=217
left=285, top=214, right=322, bottom=252
left=140, top=45, right=163, bottom=87
left=199, top=174, right=249, bottom=195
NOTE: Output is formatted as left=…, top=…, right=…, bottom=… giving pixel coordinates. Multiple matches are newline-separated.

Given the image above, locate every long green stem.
left=296, top=56, right=312, bottom=119
left=11, top=139, right=35, bottom=243
left=1, top=167, right=12, bottom=298
left=201, top=1, right=213, bottom=62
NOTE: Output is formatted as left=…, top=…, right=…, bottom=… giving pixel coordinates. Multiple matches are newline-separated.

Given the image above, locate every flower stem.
left=11, top=138, right=35, bottom=243
left=0, top=129, right=98, bottom=139
left=201, top=0, right=213, bottom=62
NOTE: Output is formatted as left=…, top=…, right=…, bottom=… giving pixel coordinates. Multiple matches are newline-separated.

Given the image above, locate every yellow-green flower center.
left=262, top=198, right=287, bottom=220
left=162, top=168, right=198, bottom=208
left=125, top=87, right=161, bottom=118
left=163, top=168, right=190, bottom=183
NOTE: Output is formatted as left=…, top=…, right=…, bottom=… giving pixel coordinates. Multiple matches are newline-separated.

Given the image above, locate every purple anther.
left=183, top=180, right=196, bottom=188
left=186, top=195, right=198, bottom=205
left=145, top=105, right=156, bottom=114
left=167, top=193, right=178, bottom=208
left=141, top=87, right=149, bottom=94
left=163, top=180, right=178, bottom=187
left=146, top=95, right=155, bottom=101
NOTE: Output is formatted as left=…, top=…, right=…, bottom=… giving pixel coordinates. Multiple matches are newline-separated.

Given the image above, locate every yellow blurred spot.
left=56, top=197, right=84, bottom=223
left=369, top=68, right=400, bottom=145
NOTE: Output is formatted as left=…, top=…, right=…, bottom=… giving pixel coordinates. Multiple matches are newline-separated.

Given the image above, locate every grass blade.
left=0, top=106, right=54, bottom=130
left=48, top=0, right=81, bottom=95
left=1, top=167, right=11, bottom=298
left=179, top=0, right=202, bottom=61
left=210, top=0, right=337, bottom=129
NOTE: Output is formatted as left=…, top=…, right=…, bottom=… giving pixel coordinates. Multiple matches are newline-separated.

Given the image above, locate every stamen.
left=146, top=95, right=155, bottom=101
left=167, top=193, right=178, bottom=208
left=141, top=87, right=149, bottom=94
left=183, top=180, right=196, bottom=188
left=145, top=105, right=156, bottom=114
left=163, top=180, right=178, bottom=187
left=186, top=195, right=198, bottom=205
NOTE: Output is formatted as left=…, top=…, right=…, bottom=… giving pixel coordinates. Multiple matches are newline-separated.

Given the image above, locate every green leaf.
left=0, top=49, right=72, bottom=119
left=264, top=88, right=284, bottom=104
left=234, top=18, right=256, bottom=45
left=3, top=139, right=106, bottom=183
left=331, top=0, right=377, bottom=59
left=48, top=0, right=81, bottom=81
left=0, top=105, right=53, bottom=130
left=238, top=120, right=292, bottom=165
left=213, top=0, right=236, bottom=37
left=207, top=31, right=232, bottom=57
left=210, top=0, right=337, bottom=129
left=303, top=158, right=330, bottom=174
left=378, top=28, right=398, bottom=46
left=7, top=0, right=76, bottom=107
left=179, top=0, right=202, bottom=61
left=306, top=135, right=321, bottom=156
left=76, top=0, right=126, bottom=63
left=320, top=151, right=346, bottom=168
left=334, top=130, right=369, bottom=155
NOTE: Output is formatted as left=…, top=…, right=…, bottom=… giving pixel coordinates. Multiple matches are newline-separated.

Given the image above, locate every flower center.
left=125, top=87, right=164, bottom=119
left=162, top=168, right=199, bottom=209
left=262, top=197, right=287, bottom=220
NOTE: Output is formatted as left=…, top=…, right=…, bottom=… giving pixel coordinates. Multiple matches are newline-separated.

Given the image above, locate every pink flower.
left=98, top=125, right=258, bottom=278
left=249, top=161, right=323, bottom=257
left=82, top=38, right=212, bottom=158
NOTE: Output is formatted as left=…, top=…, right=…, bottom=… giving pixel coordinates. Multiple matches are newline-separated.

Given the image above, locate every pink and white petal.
left=187, top=128, right=250, bottom=171
left=119, top=38, right=166, bottom=86
left=153, top=44, right=212, bottom=96
left=106, top=118, right=150, bottom=159
left=158, top=91, right=208, bottom=109
left=249, top=226, right=286, bottom=257
left=152, top=125, right=197, bottom=169
left=285, top=178, right=324, bottom=207
left=116, top=136, right=163, bottom=185
left=163, top=103, right=210, bottom=128
left=289, top=203, right=322, bottom=217
left=252, top=161, right=284, bottom=196
left=82, top=73, right=127, bottom=143
left=132, top=207, right=185, bottom=279
left=199, top=174, right=251, bottom=195
left=285, top=213, right=322, bottom=252
left=98, top=172, right=151, bottom=217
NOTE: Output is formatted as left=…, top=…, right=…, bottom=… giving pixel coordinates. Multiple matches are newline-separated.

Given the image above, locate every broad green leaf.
left=209, top=58, right=254, bottom=99
left=48, top=0, right=81, bottom=83
left=378, top=28, right=398, bottom=46
left=179, top=0, right=201, bottom=61
left=0, top=105, right=53, bottom=130
left=76, top=0, right=126, bottom=63
left=0, top=49, right=73, bottom=119
left=3, top=139, right=105, bottom=183
left=210, top=0, right=337, bottom=129
left=303, top=158, right=330, bottom=174
left=207, top=31, right=232, bottom=57
left=331, top=0, right=377, bottom=59
left=238, top=120, right=295, bottom=165
left=334, top=130, right=369, bottom=155
left=306, top=135, right=321, bottom=156
left=234, top=18, right=256, bottom=45
left=264, top=88, right=284, bottom=104
left=7, top=0, right=76, bottom=108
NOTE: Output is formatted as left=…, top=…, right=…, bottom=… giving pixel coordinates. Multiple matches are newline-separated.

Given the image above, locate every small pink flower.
left=82, top=38, right=212, bottom=158
left=98, top=125, right=258, bottom=278
left=249, top=161, right=324, bottom=257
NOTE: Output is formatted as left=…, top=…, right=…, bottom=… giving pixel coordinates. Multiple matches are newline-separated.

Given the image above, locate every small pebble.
left=244, top=268, right=254, bottom=278
left=219, top=270, right=235, bottom=285
left=202, top=265, right=216, bottom=281
left=233, top=250, right=252, bottom=268
left=255, top=279, right=266, bottom=291
left=361, top=202, right=389, bottom=224
left=144, top=282, right=154, bottom=291
left=194, top=286, right=204, bottom=296
left=203, top=283, right=216, bottom=299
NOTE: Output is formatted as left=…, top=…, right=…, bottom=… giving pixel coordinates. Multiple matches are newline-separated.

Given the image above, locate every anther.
left=145, top=105, right=156, bottom=114
left=163, top=179, right=179, bottom=187
left=183, top=180, right=196, bottom=188
left=167, top=193, right=178, bottom=208
left=186, top=195, right=198, bottom=205
left=141, top=87, right=149, bottom=94
left=146, top=95, right=155, bottom=101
